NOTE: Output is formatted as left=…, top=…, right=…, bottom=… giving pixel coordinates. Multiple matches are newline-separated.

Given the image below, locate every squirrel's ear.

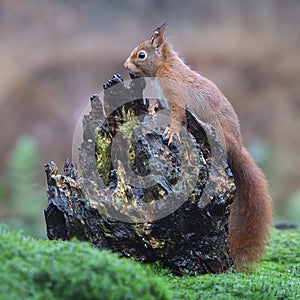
left=150, top=22, right=166, bottom=49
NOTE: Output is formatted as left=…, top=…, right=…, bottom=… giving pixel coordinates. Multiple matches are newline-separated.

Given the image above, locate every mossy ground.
left=1, top=225, right=299, bottom=300
left=0, top=224, right=170, bottom=300
left=153, top=228, right=300, bottom=300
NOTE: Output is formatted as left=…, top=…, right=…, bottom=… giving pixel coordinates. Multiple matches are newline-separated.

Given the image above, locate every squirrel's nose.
left=124, top=60, right=137, bottom=72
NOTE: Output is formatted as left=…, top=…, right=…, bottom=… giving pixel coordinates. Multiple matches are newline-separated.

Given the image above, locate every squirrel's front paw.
left=148, top=106, right=158, bottom=119
left=164, top=126, right=181, bottom=145
left=148, top=99, right=160, bottom=119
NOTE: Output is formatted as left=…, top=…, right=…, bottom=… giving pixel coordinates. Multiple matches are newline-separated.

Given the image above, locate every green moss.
left=95, top=108, right=138, bottom=185
left=128, top=144, right=136, bottom=165
left=152, top=228, right=300, bottom=300
left=95, top=130, right=112, bottom=185
left=117, top=107, right=139, bottom=142
left=2, top=225, right=299, bottom=300
left=0, top=224, right=171, bottom=300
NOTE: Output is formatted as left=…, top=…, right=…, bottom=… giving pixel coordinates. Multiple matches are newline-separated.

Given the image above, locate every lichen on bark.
left=44, top=74, right=236, bottom=275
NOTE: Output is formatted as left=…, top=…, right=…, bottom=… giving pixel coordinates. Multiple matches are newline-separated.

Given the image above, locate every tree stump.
left=44, top=74, right=236, bottom=275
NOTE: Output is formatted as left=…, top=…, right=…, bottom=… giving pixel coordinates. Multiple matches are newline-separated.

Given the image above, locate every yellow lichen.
left=95, top=129, right=112, bottom=185
left=116, top=107, right=139, bottom=142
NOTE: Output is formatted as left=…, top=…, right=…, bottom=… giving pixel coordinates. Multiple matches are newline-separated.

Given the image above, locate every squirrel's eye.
left=137, top=50, right=147, bottom=60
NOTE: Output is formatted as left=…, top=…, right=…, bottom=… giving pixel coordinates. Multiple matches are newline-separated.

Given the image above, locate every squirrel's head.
left=124, top=23, right=167, bottom=77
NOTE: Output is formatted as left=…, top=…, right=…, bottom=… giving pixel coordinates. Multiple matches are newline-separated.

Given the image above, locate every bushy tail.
left=228, top=146, right=273, bottom=271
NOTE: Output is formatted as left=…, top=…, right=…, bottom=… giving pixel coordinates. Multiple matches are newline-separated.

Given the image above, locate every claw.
left=164, top=127, right=181, bottom=145
left=148, top=110, right=157, bottom=120
left=148, top=106, right=158, bottom=119
left=148, top=99, right=160, bottom=119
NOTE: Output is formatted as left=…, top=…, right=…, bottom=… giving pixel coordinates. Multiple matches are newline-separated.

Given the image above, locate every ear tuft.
left=150, top=22, right=166, bottom=49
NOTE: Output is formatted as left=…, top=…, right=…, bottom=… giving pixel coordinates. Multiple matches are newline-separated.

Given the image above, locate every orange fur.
left=124, top=24, right=272, bottom=271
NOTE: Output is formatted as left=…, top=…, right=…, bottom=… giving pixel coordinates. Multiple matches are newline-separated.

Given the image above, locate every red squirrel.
left=124, top=24, right=272, bottom=271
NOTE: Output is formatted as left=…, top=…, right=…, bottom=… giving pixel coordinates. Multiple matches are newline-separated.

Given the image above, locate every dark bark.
left=44, top=74, right=236, bottom=275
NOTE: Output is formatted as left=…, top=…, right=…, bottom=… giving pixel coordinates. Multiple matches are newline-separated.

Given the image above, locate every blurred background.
left=0, top=0, right=299, bottom=237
